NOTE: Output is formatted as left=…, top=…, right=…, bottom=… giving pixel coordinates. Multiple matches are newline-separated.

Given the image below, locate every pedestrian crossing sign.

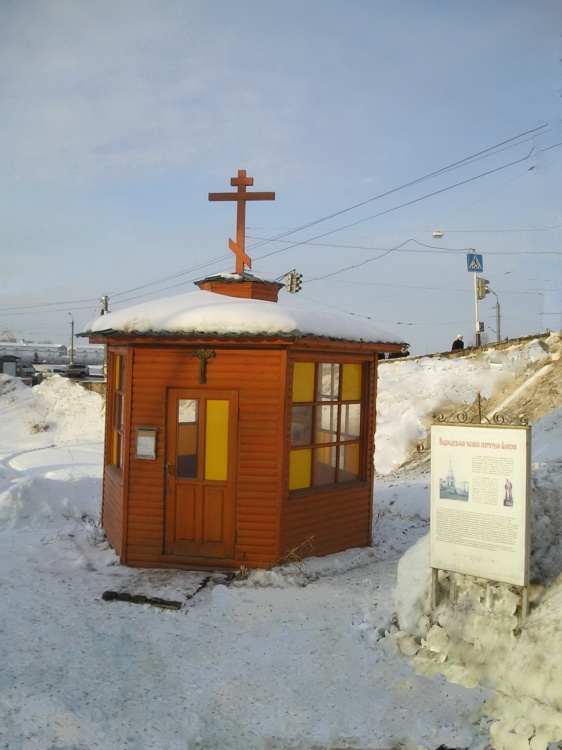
left=467, top=253, right=484, bottom=272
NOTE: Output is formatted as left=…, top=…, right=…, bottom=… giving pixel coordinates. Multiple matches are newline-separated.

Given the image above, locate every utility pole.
left=68, top=313, right=74, bottom=364
left=433, top=234, right=488, bottom=348
left=476, top=277, right=500, bottom=343
left=100, top=295, right=109, bottom=381
left=473, top=269, right=481, bottom=348
left=467, top=250, right=485, bottom=347
left=488, top=288, right=501, bottom=343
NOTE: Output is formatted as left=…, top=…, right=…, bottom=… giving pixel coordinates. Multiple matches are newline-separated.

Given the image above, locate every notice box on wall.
left=135, top=427, right=158, bottom=460
left=430, top=423, right=531, bottom=587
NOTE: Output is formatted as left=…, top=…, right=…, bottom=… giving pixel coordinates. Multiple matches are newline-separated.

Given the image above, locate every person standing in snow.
left=451, top=334, right=464, bottom=352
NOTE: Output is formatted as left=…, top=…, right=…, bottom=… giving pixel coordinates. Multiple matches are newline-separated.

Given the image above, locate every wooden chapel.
left=84, top=170, right=404, bottom=570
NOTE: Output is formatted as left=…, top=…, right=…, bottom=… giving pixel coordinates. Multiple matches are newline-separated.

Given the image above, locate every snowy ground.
left=1, top=336, right=561, bottom=750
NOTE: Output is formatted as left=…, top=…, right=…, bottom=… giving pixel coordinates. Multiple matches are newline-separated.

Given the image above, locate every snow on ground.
left=0, top=335, right=561, bottom=750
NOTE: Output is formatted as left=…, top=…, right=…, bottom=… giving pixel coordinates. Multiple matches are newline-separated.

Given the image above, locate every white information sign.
left=135, top=427, right=158, bottom=460
left=430, top=423, right=531, bottom=587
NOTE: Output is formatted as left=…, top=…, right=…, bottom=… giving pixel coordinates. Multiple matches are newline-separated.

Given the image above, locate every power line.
left=249, top=151, right=538, bottom=281
left=0, top=297, right=99, bottom=312
left=246, top=124, right=550, bottom=252
left=251, top=225, right=560, bottom=234
left=247, top=236, right=562, bottom=256
left=4, top=126, right=555, bottom=317
left=0, top=305, right=97, bottom=317
left=302, top=159, right=538, bottom=282
left=107, top=253, right=232, bottom=299
left=106, top=124, right=550, bottom=301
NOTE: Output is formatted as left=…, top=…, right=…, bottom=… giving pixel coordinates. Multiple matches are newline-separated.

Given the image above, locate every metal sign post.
left=467, top=251, right=484, bottom=347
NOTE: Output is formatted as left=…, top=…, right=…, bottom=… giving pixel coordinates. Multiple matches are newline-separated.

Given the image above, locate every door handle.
left=165, top=462, right=175, bottom=477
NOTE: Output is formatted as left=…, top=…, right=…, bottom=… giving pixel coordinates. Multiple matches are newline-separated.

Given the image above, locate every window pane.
left=313, top=446, right=336, bottom=486
left=289, top=449, right=312, bottom=490
left=341, top=364, right=362, bottom=400
left=315, top=405, right=338, bottom=444
left=176, top=399, right=199, bottom=478
left=205, top=400, right=229, bottom=481
left=340, top=404, right=361, bottom=440
left=292, top=362, right=315, bottom=402
left=291, top=406, right=313, bottom=446
left=177, top=424, right=198, bottom=478
left=110, top=353, right=126, bottom=470
left=113, top=395, right=123, bottom=431
left=338, top=443, right=360, bottom=482
left=114, top=354, right=126, bottom=391
left=112, top=431, right=123, bottom=468
left=317, top=363, right=339, bottom=401
left=178, top=399, right=198, bottom=424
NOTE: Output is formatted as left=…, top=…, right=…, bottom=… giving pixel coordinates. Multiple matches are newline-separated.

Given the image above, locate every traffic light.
left=476, top=277, right=490, bottom=300
left=285, top=271, right=303, bottom=293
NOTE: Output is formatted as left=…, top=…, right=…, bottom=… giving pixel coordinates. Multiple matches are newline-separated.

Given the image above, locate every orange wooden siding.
left=98, top=335, right=383, bottom=571
left=122, top=345, right=287, bottom=568
left=281, top=485, right=372, bottom=556
left=101, top=467, right=124, bottom=555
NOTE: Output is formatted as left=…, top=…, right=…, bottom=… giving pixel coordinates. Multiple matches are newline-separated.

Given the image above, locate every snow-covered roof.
left=82, top=288, right=404, bottom=345
left=196, top=271, right=283, bottom=286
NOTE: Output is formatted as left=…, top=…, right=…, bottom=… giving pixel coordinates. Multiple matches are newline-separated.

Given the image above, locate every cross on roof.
left=209, top=170, right=275, bottom=274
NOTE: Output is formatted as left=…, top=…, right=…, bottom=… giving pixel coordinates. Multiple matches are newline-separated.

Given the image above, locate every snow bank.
left=0, top=374, right=104, bottom=529
left=375, top=340, right=551, bottom=474
left=1, top=340, right=561, bottom=750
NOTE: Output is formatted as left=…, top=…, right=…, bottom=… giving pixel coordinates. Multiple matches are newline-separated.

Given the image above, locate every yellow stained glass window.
left=110, top=354, right=125, bottom=469
left=205, top=399, right=229, bottom=481
left=292, top=362, right=315, bottom=402
left=289, top=449, right=312, bottom=490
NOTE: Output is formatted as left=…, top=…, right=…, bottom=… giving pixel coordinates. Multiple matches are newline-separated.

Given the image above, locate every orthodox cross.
left=208, top=169, right=275, bottom=274
left=192, top=348, right=216, bottom=384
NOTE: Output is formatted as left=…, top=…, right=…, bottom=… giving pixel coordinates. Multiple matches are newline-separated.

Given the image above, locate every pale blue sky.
left=1, top=0, right=561, bottom=353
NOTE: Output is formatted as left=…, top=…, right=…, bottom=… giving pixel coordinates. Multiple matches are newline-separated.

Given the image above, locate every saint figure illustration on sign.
left=504, top=478, right=513, bottom=507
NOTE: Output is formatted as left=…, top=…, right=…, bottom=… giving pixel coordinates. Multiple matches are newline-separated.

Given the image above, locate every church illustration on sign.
left=439, top=458, right=469, bottom=501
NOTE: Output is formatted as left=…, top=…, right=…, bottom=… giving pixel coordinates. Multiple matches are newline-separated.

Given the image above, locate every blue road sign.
left=467, top=253, right=484, bottom=272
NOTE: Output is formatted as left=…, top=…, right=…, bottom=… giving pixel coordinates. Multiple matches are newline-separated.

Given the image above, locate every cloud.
left=0, top=1, right=304, bottom=184
left=1, top=0, right=560, bottom=190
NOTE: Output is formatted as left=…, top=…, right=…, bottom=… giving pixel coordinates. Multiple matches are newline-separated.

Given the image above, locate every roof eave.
left=81, top=328, right=403, bottom=347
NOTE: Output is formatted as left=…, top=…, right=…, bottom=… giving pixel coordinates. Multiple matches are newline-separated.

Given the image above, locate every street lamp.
left=488, top=287, right=501, bottom=343
left=68, top=313, right=74, bottom=364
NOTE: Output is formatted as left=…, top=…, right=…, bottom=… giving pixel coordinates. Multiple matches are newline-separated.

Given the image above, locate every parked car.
left=17, top=363, right=39, bottom=385
left=39, top=367, right=66, bottom=378
left=18, top=363, right=37, bottom=377
left=65, top=362, right=90, bottom=378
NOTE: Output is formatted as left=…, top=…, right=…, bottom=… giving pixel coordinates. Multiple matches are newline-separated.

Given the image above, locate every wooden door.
left=165, top=389, right=238, bottom=558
